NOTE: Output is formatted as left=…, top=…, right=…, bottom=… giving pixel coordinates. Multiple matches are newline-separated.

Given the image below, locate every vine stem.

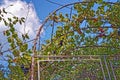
left=30, top=1, right=119, bottom=80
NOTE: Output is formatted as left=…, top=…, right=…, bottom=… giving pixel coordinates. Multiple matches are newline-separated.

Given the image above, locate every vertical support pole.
left=51, top=21, right=54, bottom=43
left=109, top=61, right=117, bottom=80
left=100, top=59, right=106, bottom=80
left=103, top=55, right=111, bottom=80
left=37, top=60, right=40, bottom=80
left=30, top=55, right=35, bottom=80
left=70, top=7, right=72, bottom=19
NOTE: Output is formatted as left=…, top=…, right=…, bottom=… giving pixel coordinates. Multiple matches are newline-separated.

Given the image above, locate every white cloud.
left=0, top=0, right=42, bottom=57
left=0, top=0, right=41, bottom=38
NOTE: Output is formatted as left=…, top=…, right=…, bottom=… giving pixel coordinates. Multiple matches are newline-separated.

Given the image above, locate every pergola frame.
left=30, top=1, right=120, bottom=80
left=37, top=55, right=118, bottom=80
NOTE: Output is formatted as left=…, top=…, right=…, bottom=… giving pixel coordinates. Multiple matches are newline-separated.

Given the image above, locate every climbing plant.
left=0, top=6, right=31, bottom=79
left=40, top=0, right=120, bottom=55
left=38, top=0, right=120, bottom=80
left=0, top=0, right=120, bottom=79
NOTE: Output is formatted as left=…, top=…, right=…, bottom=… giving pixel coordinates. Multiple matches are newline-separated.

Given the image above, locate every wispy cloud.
left=0, top=0, right=41, bottom=56
left=0, top=0, right=41, bottom=39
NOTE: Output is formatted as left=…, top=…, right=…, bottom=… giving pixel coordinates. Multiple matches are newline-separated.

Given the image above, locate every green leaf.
left=69, top=31, right=74, bottom=36
left=16, top=38, right=22, bottom=46
left=9, top=23, right=13, bottom=28
left=64, top=25, right=69, bottom=30
left=0, top=17, right=2, bottom=21
left=8, top=18, right=12, bottom=22
left=13, top=16, right=18, bottom=19
left=10, top=27, right=15, bottom=33
left=3, top=19, right=8, bottom=26
left=20, top=46, right=24, bottom=52
left=59, top=13, right=63, bottom=18
left=0, top=9, right=1, bottom=14
left=5, top=30, right=10, bottom=36
left=7, top=37, right=11, bottom=43
left=7, top=36, right=14, bottom=43
left=13, top=20, right=18, bottom=24
left=63, top=18, right=69, bottom=22
left=97, top=0, right=103, bottom=4
left=25, top=34, right=29, bottom=39
left=2, top=8, right=7, bottom=14
left=19, top=20, right=22, bottom=25
left=12, top=32, right=18, bottom=38
left=28, top=49, right=32, bottom=53
left=65, top=14, right=68, bottom=17
left=22, top=34, right=25, bottom=40
left=13, top=49, right=19, bottom=57
left=20, top=43, right=28, bottom=52
left=10, top=43, right=15, bottom=49
left=21, top=17, right=25, bottom=22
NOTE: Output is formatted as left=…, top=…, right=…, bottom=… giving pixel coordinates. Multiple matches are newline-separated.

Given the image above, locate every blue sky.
left=23, top=0, right=81, bottom=41
left=24, top=0, right=81, bottom=20
left=23, top=0, right=117, bottom=20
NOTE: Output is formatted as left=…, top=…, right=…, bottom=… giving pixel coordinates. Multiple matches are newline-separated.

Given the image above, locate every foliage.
left=41, top=1, right=120, bottom=55
left=39, top=0, right=120, bottom=80
left=0, top=6, right=31, bottom=79
left=40, top=60, right=103, bottom=80
left=0, top=0, right=120, bottom=79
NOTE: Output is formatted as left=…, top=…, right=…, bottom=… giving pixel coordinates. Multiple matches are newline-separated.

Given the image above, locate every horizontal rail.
left=34, top=55, right=120, bottom=59
left=37, top=59, right=100, bottom=62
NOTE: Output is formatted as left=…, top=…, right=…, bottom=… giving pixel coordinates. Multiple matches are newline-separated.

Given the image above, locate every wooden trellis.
left=30, top=1, right=120, bottom=79
left=36, top=55, right=120, bottom=80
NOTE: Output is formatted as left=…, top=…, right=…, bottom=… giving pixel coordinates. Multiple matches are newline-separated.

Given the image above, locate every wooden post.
left=30, top=55, right=34, bottom=80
